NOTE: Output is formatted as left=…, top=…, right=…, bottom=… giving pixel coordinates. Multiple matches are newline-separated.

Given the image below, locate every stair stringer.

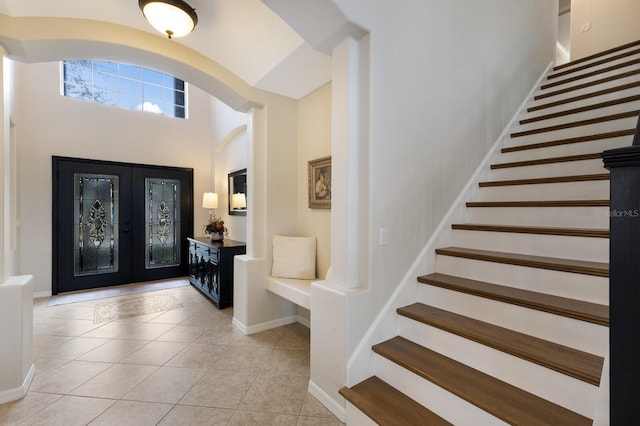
left=345, top=61, right=555, bottom=389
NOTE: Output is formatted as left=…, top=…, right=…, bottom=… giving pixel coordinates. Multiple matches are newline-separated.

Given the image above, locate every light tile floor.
left=0, top=281, right=344, bottom=425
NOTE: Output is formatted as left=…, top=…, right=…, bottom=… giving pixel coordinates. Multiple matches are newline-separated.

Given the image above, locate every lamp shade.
left=231, top=193, right=247, bottom=209
left=202, top=192, right=218, bottom=209
left=139, top=0, right=198, bottom=39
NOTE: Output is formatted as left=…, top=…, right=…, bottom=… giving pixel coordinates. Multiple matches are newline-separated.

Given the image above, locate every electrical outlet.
left=580, top=22, right=591, bottom=32
left=379, top=228, right=388, bottom=245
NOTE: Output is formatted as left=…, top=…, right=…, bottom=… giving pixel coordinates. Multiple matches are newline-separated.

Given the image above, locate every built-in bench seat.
left=264, top=276, right=312, bottom=310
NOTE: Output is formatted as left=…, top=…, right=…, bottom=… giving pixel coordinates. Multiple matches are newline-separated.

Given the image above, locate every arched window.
left=62, top=60, right=187, bottom=118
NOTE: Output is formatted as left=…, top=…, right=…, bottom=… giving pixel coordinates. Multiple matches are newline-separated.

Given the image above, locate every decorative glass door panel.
left=74, top=174, right=120, bottom=276
left=145, top=178, right=180, bottom=269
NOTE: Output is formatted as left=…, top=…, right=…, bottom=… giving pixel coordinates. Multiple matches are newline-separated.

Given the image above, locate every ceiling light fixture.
left=139, top=0, right=198, bottom=39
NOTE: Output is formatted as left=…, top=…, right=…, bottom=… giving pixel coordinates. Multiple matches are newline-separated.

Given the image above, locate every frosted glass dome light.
left=139, top=0, right=198, bottom=39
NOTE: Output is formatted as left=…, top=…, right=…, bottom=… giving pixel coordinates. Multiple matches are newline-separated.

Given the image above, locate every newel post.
left=602, top=124, right=640, bottom=422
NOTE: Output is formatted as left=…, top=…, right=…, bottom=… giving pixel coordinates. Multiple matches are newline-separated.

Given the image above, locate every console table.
left=187, top=237, right=246, bottom=308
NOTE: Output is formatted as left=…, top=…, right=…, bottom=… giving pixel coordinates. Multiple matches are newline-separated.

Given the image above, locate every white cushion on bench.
left=271, top=235, right=316, bottom=280
left=265, top=276, right=312, bottom=310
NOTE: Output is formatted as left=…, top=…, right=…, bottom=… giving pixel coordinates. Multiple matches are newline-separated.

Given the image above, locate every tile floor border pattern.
left=93, top=293, right=183, bottom=324
left=0, top=284, right=344, bottom=425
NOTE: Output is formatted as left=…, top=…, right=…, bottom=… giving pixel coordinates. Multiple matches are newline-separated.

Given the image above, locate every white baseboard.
left=33, top=291, right=51, bottom=299
left=0, top=363, right=35, bottom=404
left=232, top=315, right=298, bottom=335
left=308, top=379, right=346, bottom=423
left=297, top=314, right=310, bottom=328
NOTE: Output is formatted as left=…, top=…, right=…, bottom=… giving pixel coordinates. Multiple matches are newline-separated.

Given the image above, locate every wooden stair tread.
left=451, top=223, right=609, bottom=238
left=417, top=272, right=609, bottom=325
left=553, top=40, right=640, bottom=71
left=339, top=376, right=452, bottom=426
left=435, top=246, right=609, bottom=277
left=541, top=57, right=640, bottom=90
left=536, top=69, right=640, bottom=101
left=502, top=129, right=635, bottom=153
left=397, top=303, right=604, bottom=385
left=510, top=110, right=640, bottom=138
left=373, top=337, right=592, bottom=425
left=479, top=173, right=609, bottom=187
left=466, top=199, right=609, bottom=207
left=520, top=94, right=640, bottom=125
left=491, top=152, right=601, bottom=169
left=529, top=81, right=640, bottom=112
left=548, top=47, right=640, bottom=80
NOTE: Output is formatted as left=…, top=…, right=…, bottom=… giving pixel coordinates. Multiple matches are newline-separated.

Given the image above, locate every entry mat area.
left=46, top=278, right=189, bottom=307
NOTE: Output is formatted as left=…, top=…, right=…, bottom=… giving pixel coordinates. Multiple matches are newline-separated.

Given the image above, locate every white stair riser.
left=415, top=284, right=608, bottom=355
left=465, top=206, right=609, bottom=228
left=451, top=229, right=608, bottom=263
left=398, top=318, right=600, bottom=418
left=435, top=255, right=608, bottom=304
left=529, top=74, right=640, bottom=106
left=526, top=85, right=640, bottom=116
left=345, top=403, right=378, bottom=426
left=515, top=101, right=640, bottom=132
left=507, top=116, right=638, bottom=145
left=375, top=356, right=509, bottom=426
left=550, top=46, right=640, bottom=78
left=478, top=180, right=609, bottom=201
left=490, top=159, right=606, bottom=181
left=539, top=62, right=640, bottom=94
left=500, top=135, right=631, bottom=163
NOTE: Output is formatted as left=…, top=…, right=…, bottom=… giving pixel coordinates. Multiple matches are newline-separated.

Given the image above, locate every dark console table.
left=187, top=237, right=246, bottom=308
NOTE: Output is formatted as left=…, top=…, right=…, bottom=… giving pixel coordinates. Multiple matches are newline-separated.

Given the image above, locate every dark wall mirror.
left=228, top=168, right=247, bottom=216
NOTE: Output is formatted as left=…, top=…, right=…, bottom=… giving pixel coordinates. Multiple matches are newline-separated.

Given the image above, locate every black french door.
left=52, top=157, right=193, bottom=294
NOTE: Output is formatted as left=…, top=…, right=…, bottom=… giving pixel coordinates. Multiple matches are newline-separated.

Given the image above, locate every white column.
left=328, top=33, right=370, bottom=289
left=0, top=275, right=35, bottom=404
left=0, top=47, right=7, bottom=281
left=246, top=107, right=266, bottom=259
left=310, top=34, right=369, bottom=422
left=1, top=49, right=19, bottom=280
left=0, top=51, right=38, bottom=402
left=233, top=105, right=297, bottom=333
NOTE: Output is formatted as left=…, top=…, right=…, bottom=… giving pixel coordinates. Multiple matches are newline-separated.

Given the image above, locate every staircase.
left=340, top=41, right=640, bottom=425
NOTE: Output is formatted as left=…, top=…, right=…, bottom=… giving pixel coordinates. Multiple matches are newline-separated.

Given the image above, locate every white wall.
left=330, top=0, right=558, bottom=354
left=571, top=0, right=640, bottom=60
left=14, top=61, right=216, bottom=296
left=556, top=10, right=571, bottom=65
left=558, top=11, right=572, bottom=50
left=212, top=98, right=248, bottom=243
left=297, top=82, right=332, bottom=280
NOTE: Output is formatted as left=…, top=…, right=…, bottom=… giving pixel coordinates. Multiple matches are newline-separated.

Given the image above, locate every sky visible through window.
left=62, top=60, right=186, bottom=118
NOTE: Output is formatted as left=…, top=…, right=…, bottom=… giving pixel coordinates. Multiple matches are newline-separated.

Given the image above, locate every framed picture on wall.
left=308, top=156, right=331, bottom=209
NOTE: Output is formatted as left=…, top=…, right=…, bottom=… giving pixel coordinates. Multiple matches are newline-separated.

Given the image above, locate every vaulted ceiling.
left=0, top=0, right=334, bottom=100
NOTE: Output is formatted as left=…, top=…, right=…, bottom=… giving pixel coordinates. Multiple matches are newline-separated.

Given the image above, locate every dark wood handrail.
left=602, top=122, right=640, bottom=421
